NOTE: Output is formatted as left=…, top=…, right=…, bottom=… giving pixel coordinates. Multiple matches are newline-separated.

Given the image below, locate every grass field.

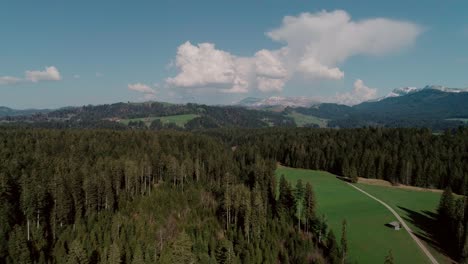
left=356, top=184, right=450, bottom=263
left=275, top=166, right=436, bottom=264
left=287, top=111, right=328, bottom=127
left=119, top=114, right=199, bottom=127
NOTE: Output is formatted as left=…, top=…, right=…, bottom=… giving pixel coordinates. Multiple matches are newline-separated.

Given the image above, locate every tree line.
left=204, top=127, right=468, bottom=193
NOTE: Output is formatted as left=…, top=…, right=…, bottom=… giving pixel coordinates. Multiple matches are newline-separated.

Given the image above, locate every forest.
left=204, top=127, right=468, bottom=193
left=1, top=126, right=467, bottom=263
left=0, top=128, right=344, bottom=264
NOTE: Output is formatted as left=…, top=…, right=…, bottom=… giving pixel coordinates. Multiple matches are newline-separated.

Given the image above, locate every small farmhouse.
left=388, top=221, right=401, bottom=230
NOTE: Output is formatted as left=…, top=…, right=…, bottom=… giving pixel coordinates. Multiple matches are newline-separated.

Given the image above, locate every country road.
left=347, top=183, right=440, bottom=264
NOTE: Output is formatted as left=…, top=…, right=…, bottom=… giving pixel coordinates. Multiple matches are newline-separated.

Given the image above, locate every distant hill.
left=0, top=106, right=50, bottom=117
left=236, top=96, right=320, bottom=108
left=354, top=88, right=468, bottom=120
left=293, top=86, right=468, bottom=129
left=0, top=101, right=295, bottom=129
left=1, top=85, right=467, bottom=130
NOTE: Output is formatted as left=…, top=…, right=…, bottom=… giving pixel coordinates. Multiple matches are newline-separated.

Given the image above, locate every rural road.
left=347, top=183, right=440, bottom=264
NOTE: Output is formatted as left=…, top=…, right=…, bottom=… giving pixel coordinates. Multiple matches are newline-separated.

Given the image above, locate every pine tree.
left=341, top=219, right=348, bottom=264
left=107, top=242, right=122, bottom=264
left=216, top=239, right=234, bottom=264
left=384, top=250, right=394, bottom=264
left=170, top=231, right=195, bottom=264
left=131, top=245, right=145, bottom=264
left=66, top=240, right=88, bottom=264
left=303, top=182, right=316, bottom=233
left=8, top=226, right=32, bottom=264
left=327, top=230, right=340, bottom=264
left=295, top=179, right=304, bottom=230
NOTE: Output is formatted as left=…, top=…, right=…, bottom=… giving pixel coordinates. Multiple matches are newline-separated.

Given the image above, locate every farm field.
left=275, top=166, right=432, bottom=264
left=119, top=114, right=199, bottom=127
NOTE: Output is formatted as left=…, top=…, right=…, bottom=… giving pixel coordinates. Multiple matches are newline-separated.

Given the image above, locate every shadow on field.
left=397, top=206, right=454, bottom=261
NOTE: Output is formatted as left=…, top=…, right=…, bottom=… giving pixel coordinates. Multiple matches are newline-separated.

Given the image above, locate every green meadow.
left=119, top=114, right=199, bottom=127
left=275, top=166, right=438, bottom=264
left=356, top=184, right=449, bottom=263
left=286, top=111, right=328, bottom=128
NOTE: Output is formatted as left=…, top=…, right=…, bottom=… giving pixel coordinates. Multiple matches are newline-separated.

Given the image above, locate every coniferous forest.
left=0, top=129, right=336, bottom=264
left=0, top=127, right=467, bottom=263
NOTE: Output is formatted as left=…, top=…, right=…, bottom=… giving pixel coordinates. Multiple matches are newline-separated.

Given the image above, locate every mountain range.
left=1, top=85, right=467, bottom=130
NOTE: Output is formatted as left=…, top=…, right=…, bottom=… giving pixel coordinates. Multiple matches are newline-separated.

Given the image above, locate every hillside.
left=0, top=106, right=50, bottom=117
left=293, top=87, right=468, bottom=129
left=1, top=86, right=467, bottom=130
left=0, top=101, right=295, bottom=129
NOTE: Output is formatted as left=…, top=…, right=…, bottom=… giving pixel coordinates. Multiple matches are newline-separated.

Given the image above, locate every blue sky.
left=0, top=0, right=467, bottom=108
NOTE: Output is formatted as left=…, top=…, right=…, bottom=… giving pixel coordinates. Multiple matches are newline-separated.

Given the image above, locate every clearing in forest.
left=119, top=114, right=199, bottom=127
left=275, top=165, right=443, bottom=264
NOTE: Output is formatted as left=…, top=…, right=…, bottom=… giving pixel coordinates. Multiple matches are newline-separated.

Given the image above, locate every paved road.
left=347, top=183, right=439, bottom=264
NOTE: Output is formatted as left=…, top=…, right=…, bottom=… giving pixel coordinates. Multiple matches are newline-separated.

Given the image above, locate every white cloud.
left=166, top=10, right=422, bottom=94
left=334, top=79, right=378, bottom=105
left=1, top=66, right=62, bottom=85
left=73, top=74, right=80, bottom=79
left=128, top=83, right=156, bottom=94
left=0, top=76, right=22, bottom=85
left=268, top=11, right=421, bottom=70
left=166, top=42, right=243, bottom=90
left=128, top=83, right=157, bottom=100
left=165, top=42, right=289, bottom=93
left=25, top=66, right=61, bottom=82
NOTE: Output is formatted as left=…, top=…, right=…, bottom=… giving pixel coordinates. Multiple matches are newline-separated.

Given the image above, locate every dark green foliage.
left=0, top=128, right=324, bottom=263
left=205, top=127, right=468, bottom=193
left=341, top=219, right=348, bottom=263
left=326, top=230, right=341, bottom=264
left=384, top=250, right=394, bottom=264
left=437, top=188, right=468, bottom=260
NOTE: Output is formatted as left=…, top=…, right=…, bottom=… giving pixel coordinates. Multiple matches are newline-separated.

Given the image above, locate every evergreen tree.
left=169, top=232, right=195, bottom=264
left=8, top=226, right=32, bottom=264
left=132, top=245, right=145, bottom=264
left=384, top=249, right=394, bottom=264
left=303, top=182, right=316, bottom=233
left=107, top=242, right=122, bottom=264
left=341, top=219, right=348, bottom=264
left=66, top=240, right=88, bottom=264
left=216, top=239, right=234, bottom=264
left=327, top=230, right=340, bottom=264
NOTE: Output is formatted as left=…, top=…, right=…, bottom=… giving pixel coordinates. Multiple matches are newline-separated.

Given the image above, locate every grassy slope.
left=287, top=111, right=328, bottom=127
left=119, top=114, right=199, bottom=127
left=356, top=184, right=451, bottom=264
left=276, top=166, right=429, bottom=264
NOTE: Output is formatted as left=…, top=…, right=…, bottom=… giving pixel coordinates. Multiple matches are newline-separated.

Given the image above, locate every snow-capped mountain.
left=422, top=85, right=468, bottom=93
left=385, top=86, right=419, bottom=98
left=237, top=96, right=320, bottom=108
left=374, top=85, right=468, bottom=102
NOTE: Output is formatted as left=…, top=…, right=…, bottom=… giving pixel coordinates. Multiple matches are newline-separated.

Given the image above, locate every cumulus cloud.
left=128, top=83, right=157, bottom=100
left=0, top=66, right=62, bottom=85
left=25, top=66, right=61, bottom=82
left=334, top=79, right=378, bottom=105
left=166, top=10, right=422, bottom=94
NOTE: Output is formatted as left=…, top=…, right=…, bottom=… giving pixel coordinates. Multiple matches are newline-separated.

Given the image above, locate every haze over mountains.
left=1, top=85, right=467, bottom=131
left=237, top=85, right=468, bottom=108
